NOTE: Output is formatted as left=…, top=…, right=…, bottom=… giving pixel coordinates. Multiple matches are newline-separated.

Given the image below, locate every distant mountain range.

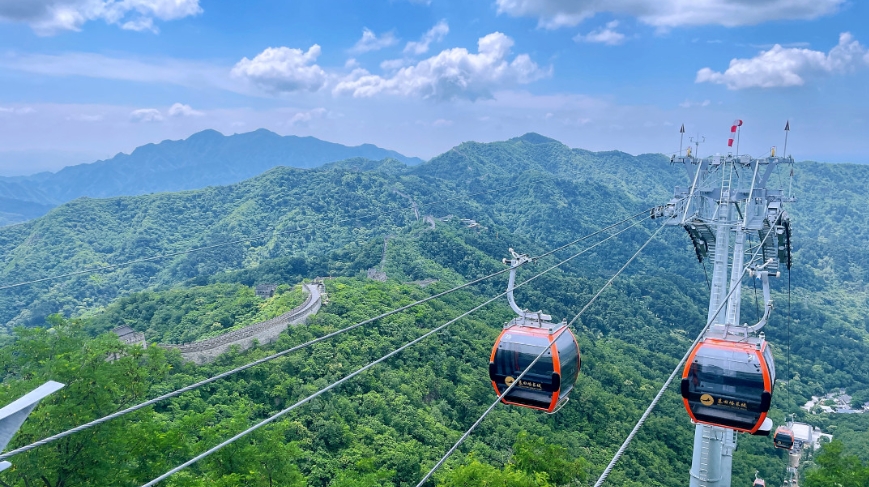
left=0, top=129, right=424, bottom=225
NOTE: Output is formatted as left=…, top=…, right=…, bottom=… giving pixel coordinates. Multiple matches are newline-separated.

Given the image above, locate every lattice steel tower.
left=654, top=124, right=794, bottom=487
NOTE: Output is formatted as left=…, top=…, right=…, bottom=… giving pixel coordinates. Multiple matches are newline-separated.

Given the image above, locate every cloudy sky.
left=0, top=0, right=867, bottom=175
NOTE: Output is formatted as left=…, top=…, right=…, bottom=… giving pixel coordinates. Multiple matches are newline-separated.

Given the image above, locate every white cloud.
left=333, top=32, right=549, bottom=101
left=750, top=41, right=810, bottom=50
left=404, top=20, right=449, bottom=55
left=573, top=20, right=626, bottom=45
left=679, top=99, right=711, bottom=108
left=168, top=103, right=204, bottom=117
left=129, top=108, right=164, bottom=122
left=0, top=51, right=241, bottom=93
left=66, top=113, right=103, bottom=121
left=495, top=0, right=844, bottom=29
left=350, top=28, right=398, bottom=54
left=0, top=0, right=202, bottom=35
left=231, top=45, right=327, bottom=94
left=0, top=106, right=36, bottom=114
left=432, top=118, right=453, bottom=127
left=697, top=32, right=868, bottom=89
left=380, top=58, right=406, bottom=71
left=288, top=107, right=327, bottom=126
left=122, top=16, right=156, bottom=33
left=344, top=58, right=360, bottom=69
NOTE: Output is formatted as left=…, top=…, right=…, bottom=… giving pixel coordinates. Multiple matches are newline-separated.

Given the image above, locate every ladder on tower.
left=698, top=433, right=712, bottom=487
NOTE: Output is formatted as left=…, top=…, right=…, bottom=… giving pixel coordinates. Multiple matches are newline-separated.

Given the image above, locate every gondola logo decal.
left=700, top=394, right=714, bottom=406
left=504, top=376, right=542, bottom=389
left=518, top=380, right=542, bottom=389
left=716, top=398, right=748, bottom=409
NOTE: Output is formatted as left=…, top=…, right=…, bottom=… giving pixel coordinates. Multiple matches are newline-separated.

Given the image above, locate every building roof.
left=112, top=325, right=136, bottom=337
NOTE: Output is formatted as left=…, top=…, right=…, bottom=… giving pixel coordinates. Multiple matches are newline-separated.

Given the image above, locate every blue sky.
left=0, top=0, right=867, bottom=175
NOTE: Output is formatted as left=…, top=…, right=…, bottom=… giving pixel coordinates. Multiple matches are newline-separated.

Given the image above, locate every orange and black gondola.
left=773, top=426, right=795, bottom=450
left=681, top=335, right=776, bottom=434
left=489, top=321, right=580, bottom=413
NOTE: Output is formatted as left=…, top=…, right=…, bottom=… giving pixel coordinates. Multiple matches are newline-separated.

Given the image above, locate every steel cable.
left=0, top=209, right=648, bottom=462
left=0, top=266, right=511, bottom=462
left=140, top=220, right=637, bottom=486
left=415, top=218, right=665, bottom=487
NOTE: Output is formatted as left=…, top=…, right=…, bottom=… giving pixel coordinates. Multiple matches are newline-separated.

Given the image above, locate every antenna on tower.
left=680, top=124, right=686, bottom=155
left=785, top=121, right=793, bottom=199
left=783, top=120, right=790, bottom=157
left=689, top=134, right=705, bottom=158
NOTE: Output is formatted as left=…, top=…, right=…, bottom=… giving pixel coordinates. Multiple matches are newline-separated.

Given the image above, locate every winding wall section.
left=160, top=283, right=323, bottom=364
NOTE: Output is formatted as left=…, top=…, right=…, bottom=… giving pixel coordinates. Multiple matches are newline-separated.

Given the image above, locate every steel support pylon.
left=653, top=142, right=794, bottom=487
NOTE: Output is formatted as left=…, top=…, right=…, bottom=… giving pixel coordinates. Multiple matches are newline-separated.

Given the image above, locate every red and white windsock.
left=727, top=119, right=743, bottom=147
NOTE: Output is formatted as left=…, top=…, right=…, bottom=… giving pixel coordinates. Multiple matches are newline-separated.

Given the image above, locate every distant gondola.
left=681, top=332, right=776, bottom=434
left=753, top=471, right=766, bottom=487
left=773, top=426, right=795, bottom=450
left=489, top=317, right=580, bottom=413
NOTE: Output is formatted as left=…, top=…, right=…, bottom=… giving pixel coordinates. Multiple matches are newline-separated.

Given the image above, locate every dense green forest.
left=1, top=133, right=867, bottom=485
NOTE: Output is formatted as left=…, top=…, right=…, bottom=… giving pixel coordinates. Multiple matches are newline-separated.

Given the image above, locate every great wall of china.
left=159, top=282, right=324, bottom=364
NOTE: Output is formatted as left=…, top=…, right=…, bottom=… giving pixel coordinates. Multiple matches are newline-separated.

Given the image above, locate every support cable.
left=415, top=219, right=665, bottom=487
left=0, top=266, right=509, bottom=462
left=749, top=235, right=761, bottom=321
left=787, top=267, right=791, bottom=407
left=0, top=183, right=529, bottom=292
left=590, top=223, right=779, bottom=487
left=0, top=210, right=649, bottom=463
left=532, top=208, right=651, bottom=260
left=140, top=219, right=640, bottom=486
left=701, top=261, right=711, bottom=291
left=753, top=271, right=761, bottom=321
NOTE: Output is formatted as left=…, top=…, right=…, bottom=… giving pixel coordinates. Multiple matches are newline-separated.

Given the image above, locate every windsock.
left=727, top=119, right=743, bottom=147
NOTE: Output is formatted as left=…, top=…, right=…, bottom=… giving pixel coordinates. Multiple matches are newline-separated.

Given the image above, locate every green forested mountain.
left=86, top=282, right=308, bottom=344
left=0, top=134, right=674, bottom=329
left=0, top=129, right=424, bottom=224
left=0, top=133, right=867, bottom=486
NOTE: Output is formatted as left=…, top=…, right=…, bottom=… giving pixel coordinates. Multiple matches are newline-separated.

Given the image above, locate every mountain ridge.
left=1, top=133, right=868, bottom=486
left=0, top=129, right=425, bottom=225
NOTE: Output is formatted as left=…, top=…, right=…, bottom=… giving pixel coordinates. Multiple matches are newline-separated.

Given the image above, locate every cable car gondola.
left=681, top=327, right=776, bottom=434
left=752, top=471, right=766, bottom=487
left=488, top=250, right=581, bottom=414
left=773, top=426, right=795, bottom=450
left=489, top=317, right=580, bottom=413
